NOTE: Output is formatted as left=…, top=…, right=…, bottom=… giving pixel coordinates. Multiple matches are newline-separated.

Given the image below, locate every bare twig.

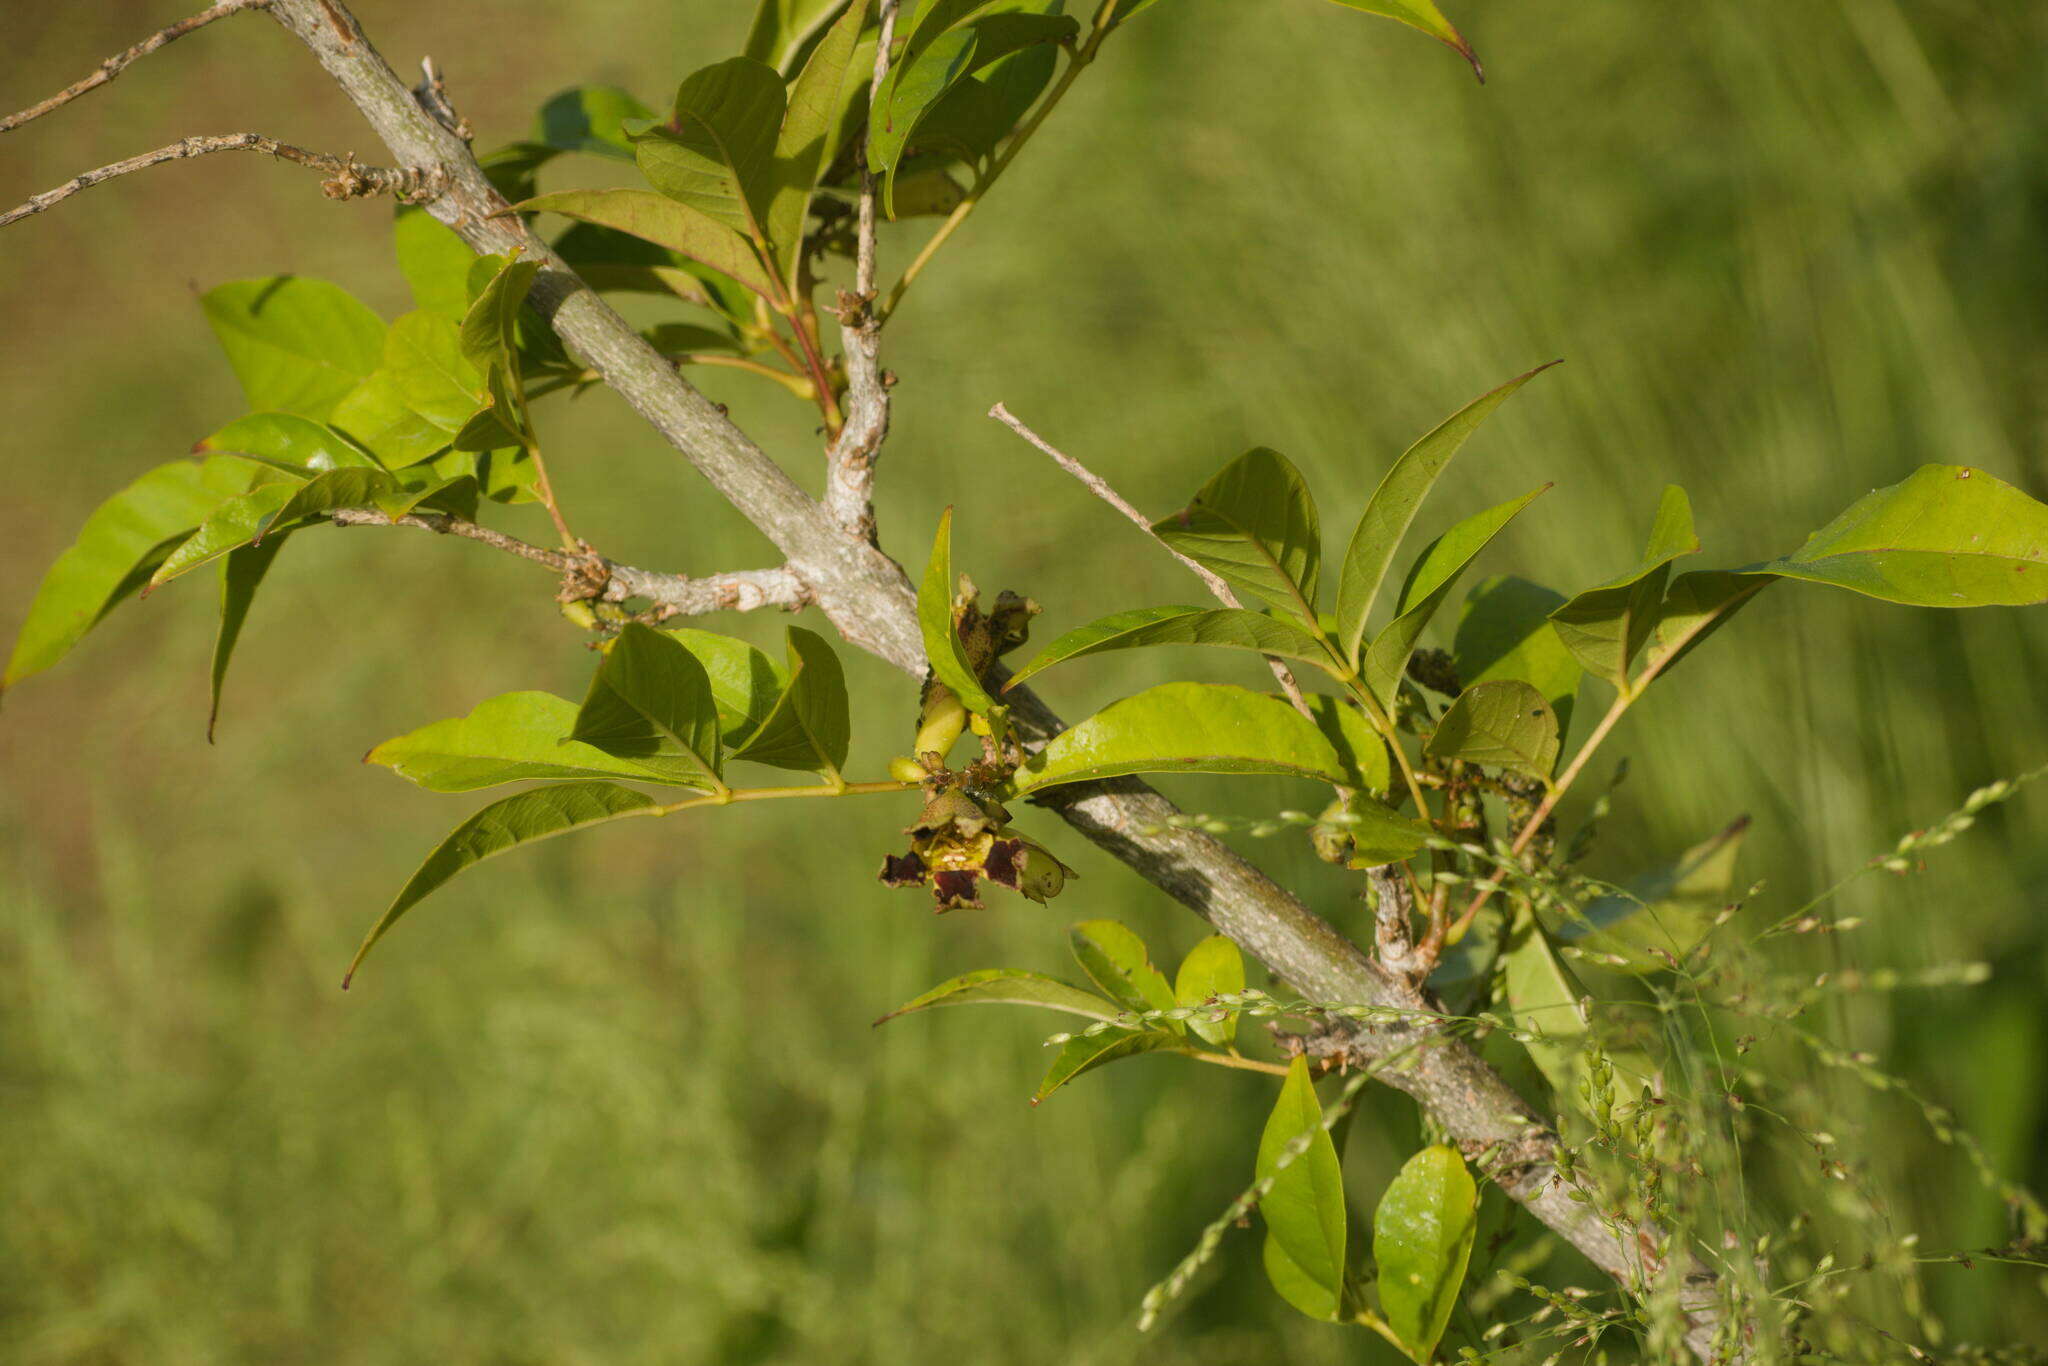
left=0, top=132, right=440, bottom=229
left=0, top=0, right=271, bottom=134
left=821, top=0, right=902, bottom=544
left=988, top=402, right=1314, bottom=716
left=327, top=508, right=811, bottom=616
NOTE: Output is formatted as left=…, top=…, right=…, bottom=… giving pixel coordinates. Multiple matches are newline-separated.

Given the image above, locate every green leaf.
left=571, top=622, right=725, bottom=788
left=1004, top=605, right=1335, bottom=690
left=515, top=189, right=776, bottom=300
left=1427, top=679, right=1559, bottom=783
left=1323, top=0, right=1481, bottom=80
left=346, top=782, right=663, bottom=986
left=1361, top=486, right=1547, bottom=709
left=1756, top=465, right=2048, bottom=607
left=4, top=457, right=264, bottom=690
left=386, top=310, right=489, bottom=435
left=1033, top=1027, right=1182, bottom=1103
left=1303, top=694, right=1391, bottom=793
left=1499, top=904, right=1592, bottom=1097
left=1152, top=448, right=1323, bottom=623
left=1174, top=935, right=1245, bottom=1045
left=1451, top=575, right=1579, bottom=742
left=537, top=85, right=655, bottom=161
left=197, top=412, right=381, bottom=474
left=635, top=58, right=788, bottom=239
left=393, top=207, right=475, bottom=320
left=1373, top=1145, right=1479, bottom=1361
left=1328, top=793, right=1432, bottom=868
left=367, top=690, right=680, bottom=792
left=1638, top=571, right=1773, bottom=684
left=207, top=536, right=287, bottom=741
left=460, top=256, right=543, bottom=380
left=869, top=14, right=982, bottom=190
left=1560, top=818, right=1748, bottom=974
left=664, top=629, right=791, bottom=743
left=200, top=277, right=385, bottom=420
left=766, top=0, right=868, bottom=295
left=148, top=481, right=301, bottom=587
left=254, top=468, right=398, bottom=544
left=330, top=370, right=453, bottom=469
left=745, top=0, right=852, bottom=73
left=1334, top=363, right=1555, bottom=665
left=875, top=968, right=1124, bottom=1025
left=1549, top=484, right=1699, bottom=688
left=1257, top=1055, right=1346, bottom=1322
left=1069, top=919, right=1179, bottom=1018
left=729, top=626, right=851, bottom=778
left=1015, top=682, right=1350, bottom=792
left=918, top=507, right=999, bottom=716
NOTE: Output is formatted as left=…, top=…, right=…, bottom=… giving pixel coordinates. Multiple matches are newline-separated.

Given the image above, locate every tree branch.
left=0, top=132, right=440, bottom=229
left=821, top=0, right=901, bottom=544
left=0, top=0, right=272, bottom=134
left=254, top=2, right=1725, bottom=1351
left=326, top=508, right=809, bottom=617
left=988, top=402, right=1314, bottom=716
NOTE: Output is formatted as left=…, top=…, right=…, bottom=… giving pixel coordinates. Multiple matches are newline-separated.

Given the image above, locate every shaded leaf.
left=1373, top=1145, right=1479, bottom=1361
left=1755, top=464, right=2048, bottom=607
left=1152, top=447, right=1323, bottom=623
left=460, top=256, right=543, bottom=380
left=1069, top=919, right=1179, bottom=1018
left=1305, top=694, right=1392, bottom=793
left=766, top=0, right=869, bottom=294
left=4, top=457, right=264, bottom=689
left=200, top=277, right=385, bottom=421
left=1561, top=818, right=1748, bottom=974
left=1452, top=574, right=1579, bottom=741
left=730, top=626, right=851, bottom=778
left=346, top=782, right=663, bottom=986
left=1257, top=1054, right=1346, bottom=1321
left=1005, top=605, right=1334, bottom=690
left=1639, top=570, right=1773, bottom=684
left=877, top=968, right=1123, bottom=1025
left=537, top=85, right=655, bottom=160
left=207, top=536, right=287, bottom=741
left=1549, top=485, right=1698, bottom=688
left=665, top=628, right=791, bottom=743
left=1174, top=935, right=1245, bottom=1045
left=1361, top=485, right=1547, bottom=709
left=918, top=507, right=999, bottom=716
left=367, top=690, right=680, bottom=791
left=1427, top=679, right=1559, bottom=783
left=1034, top=1027, right=1181, bottom=1103
left=571, top=623, right=725, bottom=787
left=516, top=190, right=777, bottom=299
left=1334, top=363, right=1555, bottom=665
left=1016, top=682, right=1349, bottom=792
left=1327, top=793, right=1432, bottom=868
left=635, top=57, right=788, bottom=238
left=745, top=0, right=852, bottom=73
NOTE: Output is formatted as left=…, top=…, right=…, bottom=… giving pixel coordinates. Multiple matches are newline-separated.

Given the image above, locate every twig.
left=988, top=402, right=1313, bottom=716
left=821, top=0, right=901, bottom=544
left=0, top=132, right=440, bottom=229
left=326, top=508, right=811, bottom=616
left=0, top=0, right=272, bottom=134
left=1368, top=865, right=1424, bottom=980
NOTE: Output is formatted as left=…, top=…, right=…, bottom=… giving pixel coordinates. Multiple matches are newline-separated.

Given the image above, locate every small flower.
left=876, top=786, right=1075, bottom=911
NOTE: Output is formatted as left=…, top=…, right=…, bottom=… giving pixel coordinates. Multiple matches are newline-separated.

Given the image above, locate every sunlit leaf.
left=1015, top=683, right=1350, bottom=792
left=1151, top=448, right=1323, bottom=624
left=516, top=190, right=777, bottom=300
left=393, top=206, right=476, bottom=320
left=1174, top=935, right=1245, bottom=1045
left=1549, top=484, right=1699, bottom=688
left=766, top=0, right=868, bottom=294
left=1005, top=605, right=1334, bottom=690
left=1452, top=574, right=1579, bottom=741
left=1322, top=0, right=1481, bottom=80
left=1373, top=1145, right=1479, bottom=1360
left=571, top=622, right=725, bottom=787
left=1257, top=1055, right=1346, bottom=1321
left=1427, top=679, right=1559, bottom=783
left=367, top=690, right=680, bottom=792
left=1034, top=1027, right=1182, bottom=1103
left=918, top=507, right=999, bottom=716
left=197, top=412, right=381, bottom=474
left=1305, top=693, right=1392, bottom=793
left=745, top=0, right=852, bottom=73
left=1328, top=793, right=1432, bottom=868
left=148, top=481, right=301, bottom=587
left=876, top=968, right=1124, bottom=1025
left=200, top=277, right=385, bottom=421
left=1069, top=919, right=1179, bottom=1019
left=729, top=626, right=851, bottom=778
left=634, top=57, right=788, bottom=239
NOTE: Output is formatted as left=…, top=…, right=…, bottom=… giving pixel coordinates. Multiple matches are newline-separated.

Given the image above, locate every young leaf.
left=634, top=58, right=788, bottom=239
left=1069, top=920, right=1180, bottom=1019
left=570, top=622, right=726, bottom=788
left=198, top=412, right=381, bottom=474
left=1426, top=679, right=1559, bottom=783
left=200, top=277, right=385, bottom=420
left=1305, top=694, right=1392, bottom=793
left=514, top=190, right=777, bottom=299
left=148, top=481, right=302, bottom=587
left=460, top=257, right=543, bottom=379
left=330, top=370, right=454, bottom=469
left=1322, top=0, right=1482, bottom=81
left=1151, top=448, right=1323, bottom=624
left=917, top=508, right=999, bottom=716
left=1014, top=683, right=1350, bottom=792
left=1755, top=464, right=2048, bottom=607
left=1257, top=1055, right=1346, bottom=1321
left=1361, top=485, right=1547, bottom=709
left=1334, top=362, right=1556, bottom=666
left=259, top=467, right=405, bottom=540
left=1549, top=484, right=1699, bottom=689
left=1174, top=935, right=1246, bottom=1045
left=207, top=536, right=287, bottom=741
left=536, top=85, right=655, bottom=161
left=1373, top=1145, right=1479, bottom=1361
left=729, top=626, right=851, bottom=778
left=1004, top=605, right=1335, bottom=690
left=394, top=206, right=477, bottom=320
left=665, top=629, right=791, bottom=743
left=766, top=0, right=869, bottom=295
left=1451, top=574, right=1579, bottom=741
left=1034, top=1027, right=1182, bottom=1103
left=4, top=457, right=265, bottom=691
left=876, top=968, right=1123, bottom=1025
left=385, top=310, right=489, bottom=436
left=368, top=691, right=681, bottom=791
left=345, top=782, right=664, bottom=986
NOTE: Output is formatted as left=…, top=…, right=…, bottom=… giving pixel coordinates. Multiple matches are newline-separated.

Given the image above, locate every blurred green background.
left=4, top=1, right=2046, bottom=1360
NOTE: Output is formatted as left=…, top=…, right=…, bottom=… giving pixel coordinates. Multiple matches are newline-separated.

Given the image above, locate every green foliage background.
left=3, top=1, right=2045, bottom=1359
